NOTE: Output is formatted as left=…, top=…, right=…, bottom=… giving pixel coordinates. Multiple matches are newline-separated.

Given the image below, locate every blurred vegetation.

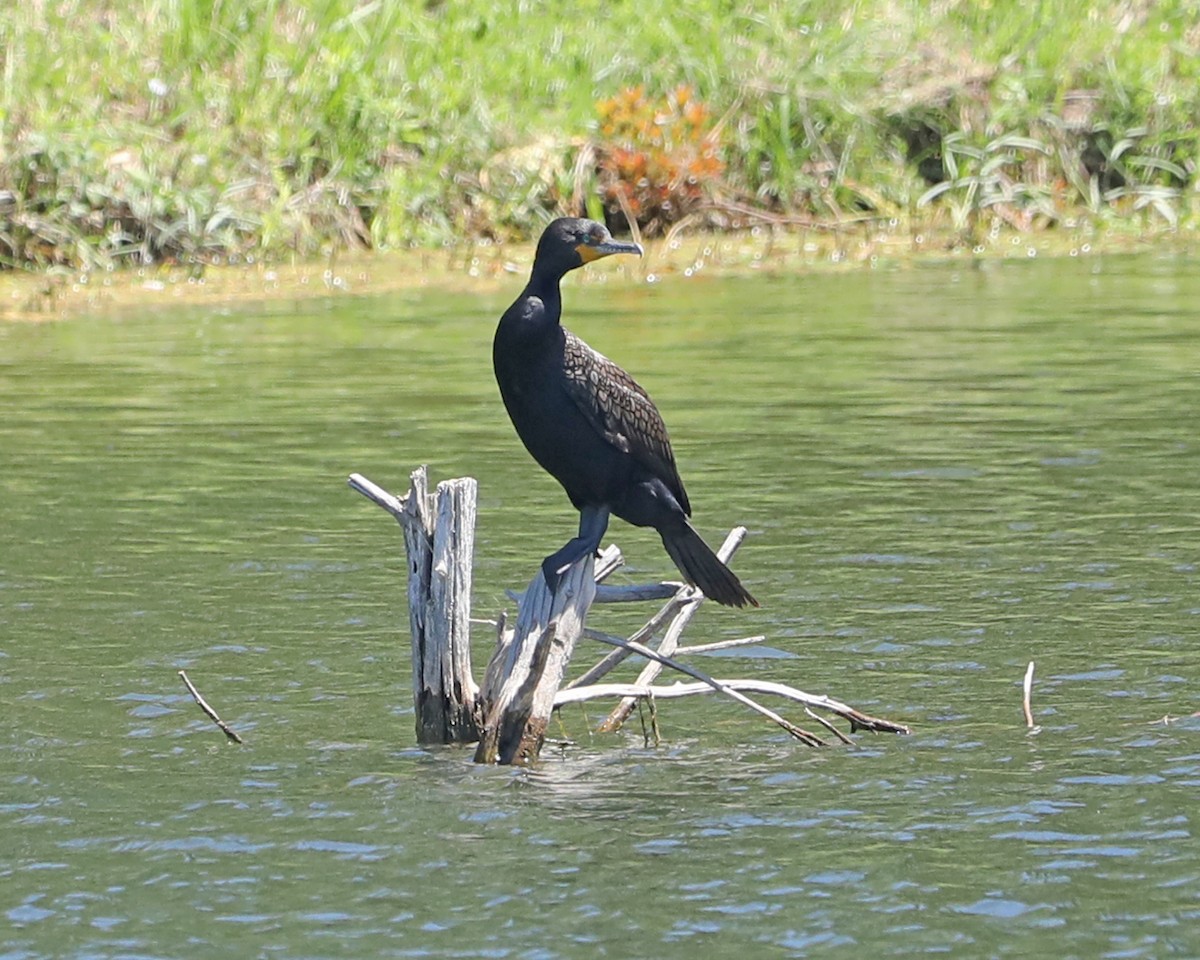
left=595, top=85, right=726, bottom=233
left=1, top=0, right=1198, bottom=270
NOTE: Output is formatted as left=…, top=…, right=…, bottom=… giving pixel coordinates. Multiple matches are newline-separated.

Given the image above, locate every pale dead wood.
left=579, top=632, right=827, bottom=746
left=347, top=472, right=406, bottom=517
left=486, top=545, right=623, bottom=705
left=475, top=554, right=597, bottom=764
left=593, top=545, right=625, bottom=582
left=568, top=527, right=748, bottom=694
left=501, top=546, right=625, bottom=604
left=673, top=635, right=767, bottom=656
left=581, top=627, right=767, bottom=662
left=599, top=526, right=748, bottom=731
left=427, top=476, right=480, bottom=729
left=349, top=468, right=481, bottom=744
left=566, top=596, right=689, bottom=689
left=556, top=679, right=909, bottom=737
left=1023, top=660, right=1036, bottom=729
left=178, top=670, right=244, bottom=744
left=351, top=466, right=910, bottom=761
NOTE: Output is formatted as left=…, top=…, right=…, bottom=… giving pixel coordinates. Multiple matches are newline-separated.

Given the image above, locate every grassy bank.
left=2, top=1, right=1198, bottom=271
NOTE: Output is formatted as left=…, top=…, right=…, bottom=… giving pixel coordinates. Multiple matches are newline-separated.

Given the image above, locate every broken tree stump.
left=473, top=552, right=597, bottom=764
left=349, top=466, right=910, bottom=764
left=471, top=544, right=626, bottom=764
left=349, top=467, right=481, bottom=745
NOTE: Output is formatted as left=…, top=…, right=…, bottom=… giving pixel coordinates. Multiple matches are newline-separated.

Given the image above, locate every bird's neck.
left=525, top=267, right=563, bottom=316
left=513, top=271, right=563, bottom=333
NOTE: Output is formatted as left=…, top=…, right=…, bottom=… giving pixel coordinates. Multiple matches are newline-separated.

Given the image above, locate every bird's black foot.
left=540, top=505, right=611, bottom=593
left=540, top=540, right=593, bottom=592
left=540, top=556, right=565, bottom=593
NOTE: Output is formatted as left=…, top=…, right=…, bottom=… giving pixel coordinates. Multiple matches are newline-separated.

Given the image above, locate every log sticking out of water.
left=349, top=467, right=481, bottom=745
left=349, top=466, right=910, bottom=763
left=473, top=551, right=596, bottom=764
left=474, top=545, right=628, bottom=764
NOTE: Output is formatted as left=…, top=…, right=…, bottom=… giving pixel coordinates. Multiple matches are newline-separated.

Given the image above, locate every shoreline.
left=2, top=223, right=1193, bottom=324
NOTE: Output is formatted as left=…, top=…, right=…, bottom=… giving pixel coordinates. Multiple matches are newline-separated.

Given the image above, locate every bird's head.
left=533, top=218, right=643, bottom=279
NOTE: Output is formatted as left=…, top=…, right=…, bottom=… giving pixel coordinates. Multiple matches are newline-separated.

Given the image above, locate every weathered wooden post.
left=472, top=544, right=624, bottom=764
left=349, top=466, right=608, bottom=759
left=473, top=554, right=596, bottom=764
left=349, top=467, right=481, bottom=744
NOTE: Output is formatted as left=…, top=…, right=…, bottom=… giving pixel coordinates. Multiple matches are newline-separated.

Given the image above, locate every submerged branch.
left=178, top=670, right=244, bottom=744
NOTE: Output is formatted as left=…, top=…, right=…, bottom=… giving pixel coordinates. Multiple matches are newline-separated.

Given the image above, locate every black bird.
left=493, top=217, right=757, bottom=608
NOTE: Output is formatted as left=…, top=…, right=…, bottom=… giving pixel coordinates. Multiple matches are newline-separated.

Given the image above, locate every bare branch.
left=568, top=596, right=688, bottom=688
left=593, top=545, right=625, bottom=582
left=593, top=582, right=681, bottom=602
left=803, top=707, right=854, bottom=746
left=556, top=678, right=909, bottom=736
left=579, top=632, right=827, bottom=746
left=178, top=671, right=244, bottom=744
left=600, top=526, right=749, bottom=731
left=347, top=472, right=406, bottom=520
left=674, top=635, right=767, bottom=656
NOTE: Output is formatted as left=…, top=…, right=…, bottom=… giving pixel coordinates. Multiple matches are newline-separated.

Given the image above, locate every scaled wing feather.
left=560, top=331, right=691, bottom=515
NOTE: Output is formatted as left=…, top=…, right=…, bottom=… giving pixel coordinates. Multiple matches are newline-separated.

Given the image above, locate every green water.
left=2, top=256, right=1198, bottom=958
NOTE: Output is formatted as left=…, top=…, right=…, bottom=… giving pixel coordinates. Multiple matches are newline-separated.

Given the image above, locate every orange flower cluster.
left=594, top=85, right=724, bottom=231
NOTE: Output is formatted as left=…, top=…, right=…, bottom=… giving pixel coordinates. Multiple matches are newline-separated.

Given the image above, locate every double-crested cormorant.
left=493, top=217, right=757, bottom=608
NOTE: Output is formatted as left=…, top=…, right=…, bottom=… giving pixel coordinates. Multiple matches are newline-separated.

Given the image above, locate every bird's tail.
left=659, top=520, right=758, bottom=608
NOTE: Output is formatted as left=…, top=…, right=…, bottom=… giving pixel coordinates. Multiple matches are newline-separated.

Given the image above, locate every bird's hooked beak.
left=576, top=237, right=644, bottom=264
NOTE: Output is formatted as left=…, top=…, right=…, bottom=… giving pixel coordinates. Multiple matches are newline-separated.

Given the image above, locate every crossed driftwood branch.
left=349, top=465, right=909, bottom=764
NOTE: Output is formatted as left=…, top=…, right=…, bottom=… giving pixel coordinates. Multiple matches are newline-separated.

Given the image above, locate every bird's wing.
left=561, top=330, right=690, bottom=514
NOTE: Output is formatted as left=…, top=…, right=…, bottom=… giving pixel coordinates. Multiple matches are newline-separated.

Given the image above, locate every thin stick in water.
left=1022, top=660, right=1035, bottom=729
left=179, top=670, right=244, bottom=744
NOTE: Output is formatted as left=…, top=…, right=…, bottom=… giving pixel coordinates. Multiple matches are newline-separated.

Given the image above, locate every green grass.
left=1, top=0, right=1198, bottom=270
